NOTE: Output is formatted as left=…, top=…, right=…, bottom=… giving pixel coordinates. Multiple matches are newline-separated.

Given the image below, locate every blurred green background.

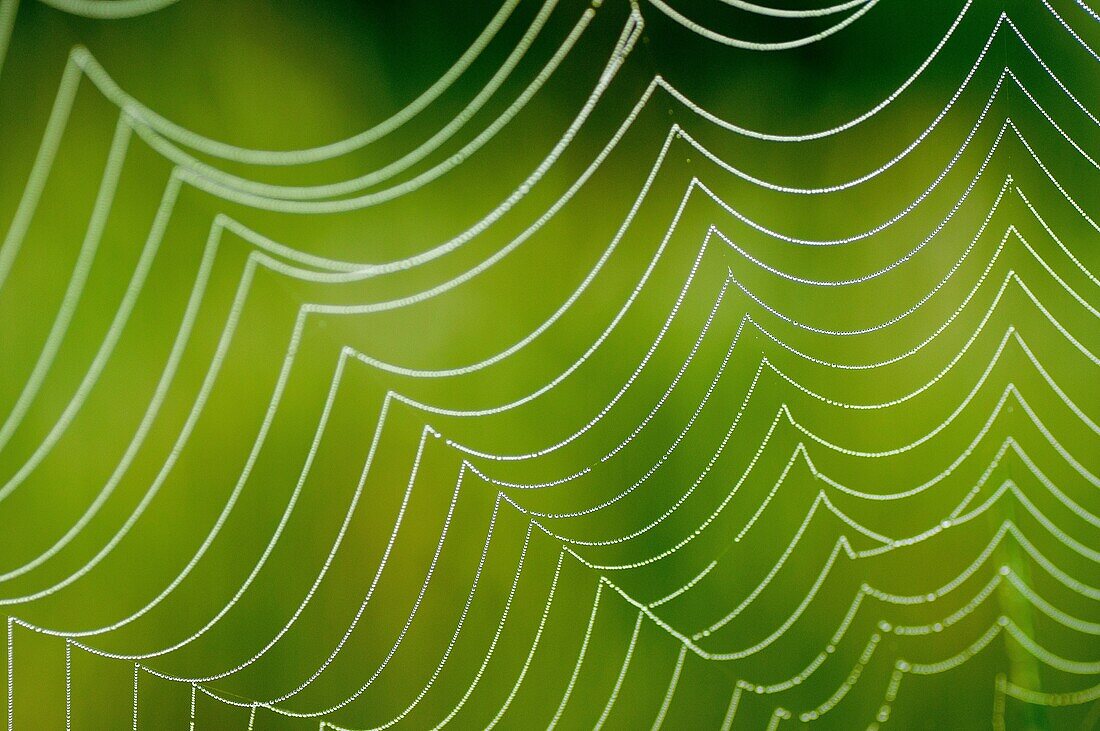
left=0, top=0, right=1097, bottom=727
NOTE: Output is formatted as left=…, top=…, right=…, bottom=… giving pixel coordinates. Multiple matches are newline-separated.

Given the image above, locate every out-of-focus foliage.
left=0, top=0, right=1097, bottom=727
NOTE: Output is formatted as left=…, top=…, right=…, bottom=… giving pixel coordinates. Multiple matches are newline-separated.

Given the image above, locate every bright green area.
left=0, top=0, right=1097, bottom=728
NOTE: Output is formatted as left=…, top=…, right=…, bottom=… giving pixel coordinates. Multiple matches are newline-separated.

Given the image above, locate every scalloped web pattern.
left=0, top=0, right=1098, bottom=728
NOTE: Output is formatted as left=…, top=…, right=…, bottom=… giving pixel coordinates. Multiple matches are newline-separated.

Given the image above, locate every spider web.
left=0, top=0, right=1098, bottom=727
